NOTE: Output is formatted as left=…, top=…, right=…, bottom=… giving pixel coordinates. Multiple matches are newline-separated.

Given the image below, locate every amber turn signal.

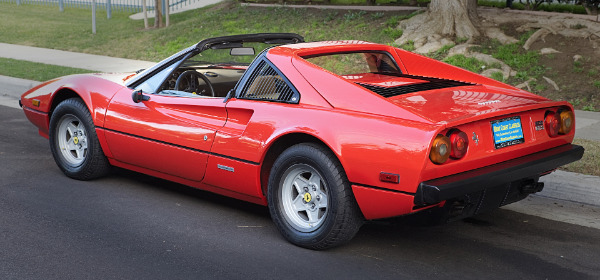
left=558, top=110, right=574, bottom=135
left=430, top=134, right=451, bottom=165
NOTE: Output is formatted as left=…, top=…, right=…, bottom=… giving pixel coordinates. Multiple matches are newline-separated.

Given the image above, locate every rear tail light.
left=429, top=134, right=451, bottom=165
left=545, top=111, right=560, bottom=137
left=449, top=130, right=469, bottom=159
left=545, top=108, right=574, bottom=137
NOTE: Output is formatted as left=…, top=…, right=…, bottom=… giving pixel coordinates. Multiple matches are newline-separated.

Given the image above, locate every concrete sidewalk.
left=0, top=43, right=599, bottom=213
left=0, top=43, right=155, bottom=73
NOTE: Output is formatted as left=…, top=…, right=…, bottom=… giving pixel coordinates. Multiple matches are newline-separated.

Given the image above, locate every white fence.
left=0, top=0, right=200, bottom=14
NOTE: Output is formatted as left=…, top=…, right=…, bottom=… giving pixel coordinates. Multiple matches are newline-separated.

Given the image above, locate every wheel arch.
left=259, top=132, right=345, bottom=198
left=49, top=88, right=84, bottom=118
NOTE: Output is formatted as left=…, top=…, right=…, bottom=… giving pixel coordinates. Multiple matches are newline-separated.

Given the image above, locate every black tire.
left=268, top=143, right=363, bottom=250
left=48, top=98, right=110, bottom=180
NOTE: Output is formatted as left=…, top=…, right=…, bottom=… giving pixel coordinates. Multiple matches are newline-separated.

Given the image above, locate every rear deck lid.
left=386, top=84, right=549, bottom=124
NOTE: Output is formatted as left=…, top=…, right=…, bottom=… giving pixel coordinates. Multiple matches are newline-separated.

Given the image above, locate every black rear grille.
left=357, top=73, right=474, bottom=98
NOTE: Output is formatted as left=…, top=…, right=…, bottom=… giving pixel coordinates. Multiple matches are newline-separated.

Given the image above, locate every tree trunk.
left=427, top=0, right=479, bottom=39
left=465, top=0, right=480, bottom=25
left=154, top=0, right=163, bottom=28
left=395, top=0, right=480, bottom=53
left=590, top=5, right=599, bottom=16
left=165, top=0, right=169, bottom=27
left=142, top=0, right=148, bottom=29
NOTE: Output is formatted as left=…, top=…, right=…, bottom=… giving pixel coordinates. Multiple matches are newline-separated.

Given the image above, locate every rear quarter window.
left=239, top=60, right=299, bottom=104
left=304, top=51, right=401, bottom=76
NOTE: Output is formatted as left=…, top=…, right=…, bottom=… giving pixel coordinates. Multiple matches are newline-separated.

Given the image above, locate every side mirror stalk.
left=132, top=90, right=150, bottom=103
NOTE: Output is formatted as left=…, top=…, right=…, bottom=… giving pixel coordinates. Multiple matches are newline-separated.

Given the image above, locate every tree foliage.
left=518, top=0, right=600, bottom=14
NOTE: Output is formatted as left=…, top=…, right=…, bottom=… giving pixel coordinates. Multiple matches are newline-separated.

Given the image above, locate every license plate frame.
left=491, top=116, right=525, bottom=149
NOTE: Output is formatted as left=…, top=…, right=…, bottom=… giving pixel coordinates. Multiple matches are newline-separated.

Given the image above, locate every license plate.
left=491, top=116, right=525, bottom=149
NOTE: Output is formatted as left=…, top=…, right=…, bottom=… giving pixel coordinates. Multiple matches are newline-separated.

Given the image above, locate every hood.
left=387, top=84, right=550, bottom=124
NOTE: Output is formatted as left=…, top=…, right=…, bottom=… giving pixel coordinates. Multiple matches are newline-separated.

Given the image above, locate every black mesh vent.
left=357, top=73, right=474, bottom=98
left=240, top=61, right=299, bottom=103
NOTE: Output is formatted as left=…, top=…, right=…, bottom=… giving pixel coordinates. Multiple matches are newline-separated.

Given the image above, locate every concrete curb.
left=0, top=76, right=41, bottom=109
left=0, top=75, right=41, bottom=99
left=574, top=110, right=600, bottom=142
left=537, top=170, right=600, bottom=207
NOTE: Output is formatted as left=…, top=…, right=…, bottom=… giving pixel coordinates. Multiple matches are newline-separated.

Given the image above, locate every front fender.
left=21, top=74, right=127, bottom=132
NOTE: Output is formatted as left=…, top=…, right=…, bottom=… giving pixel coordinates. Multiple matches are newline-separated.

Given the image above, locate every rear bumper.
left=414, top=144, right=585, bottom=206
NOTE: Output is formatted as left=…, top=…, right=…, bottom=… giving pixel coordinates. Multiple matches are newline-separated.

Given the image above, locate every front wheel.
left=49, top=98, right=110, bottom=180
left=268, top=143, right=363, bottom=250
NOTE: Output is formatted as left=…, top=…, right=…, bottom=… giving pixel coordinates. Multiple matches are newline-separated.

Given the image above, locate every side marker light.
left=379, top=172, right=400, bottom=184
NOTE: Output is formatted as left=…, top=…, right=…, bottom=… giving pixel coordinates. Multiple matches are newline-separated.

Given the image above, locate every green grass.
left=583, top=104, right=597, bottom=111
left=477, top=0, right=587, bottom=14
left=490, top=71, right=504, bottom=82
left=561, top=139, right=600, bottom=176
left=573, top=60, right=584, bottom=73
left=0, top=2, right=412, bottom=62
left=428, top=44, right=455, bottom=60
left=399, top=40, right=415, bottom=51
left=471, top=33, right=544, bottom=83
left=442, top=55, right=487, bottom=73
left=0, top=57, right=94, bottom=81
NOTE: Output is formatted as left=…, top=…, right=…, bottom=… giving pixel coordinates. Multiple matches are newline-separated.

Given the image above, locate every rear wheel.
left=49, top=98, right=110, bottom=180
left=268, top=143, right=363, bottom=250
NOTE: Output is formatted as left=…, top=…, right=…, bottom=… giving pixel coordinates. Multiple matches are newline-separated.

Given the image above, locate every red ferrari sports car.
left=21, top=33, right=584, bottom=249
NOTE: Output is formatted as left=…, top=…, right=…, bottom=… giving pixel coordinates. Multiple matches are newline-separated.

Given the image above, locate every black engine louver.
left=357, top=73, right=474, bottom=98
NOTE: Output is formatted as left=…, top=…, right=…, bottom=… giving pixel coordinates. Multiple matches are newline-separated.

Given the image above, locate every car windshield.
left=152, top=41, right=296, bottom=98
left=131, top=34, right=304, bottom=97
left=182, top=42, right=271, bottom=68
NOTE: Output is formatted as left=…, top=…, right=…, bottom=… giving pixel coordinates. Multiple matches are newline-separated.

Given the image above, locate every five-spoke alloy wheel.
left=55, top=114, right=88, bottom=167
left=280, top=164, right=329, bottom=233
left=268, top=143, right=363, bottom=250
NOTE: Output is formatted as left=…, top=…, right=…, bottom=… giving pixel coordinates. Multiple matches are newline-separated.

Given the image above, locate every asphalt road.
left=2, top=105, right=600, bottom=279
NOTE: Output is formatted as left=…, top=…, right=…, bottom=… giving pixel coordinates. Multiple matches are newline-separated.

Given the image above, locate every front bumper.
left=414, top=144, right=585, bottom=206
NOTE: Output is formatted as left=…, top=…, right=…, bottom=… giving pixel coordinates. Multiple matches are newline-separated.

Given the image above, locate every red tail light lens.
left=559, top=110, right=574, bottom=135
left=449, top=130, right=469, bottom=159
left=430, top=134, right=451, bottom=165
left=545, top=111, right=559, bottom=138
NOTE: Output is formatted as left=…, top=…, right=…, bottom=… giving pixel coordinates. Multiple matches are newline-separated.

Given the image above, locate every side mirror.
left=132, top=90, right=150, bottom=103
